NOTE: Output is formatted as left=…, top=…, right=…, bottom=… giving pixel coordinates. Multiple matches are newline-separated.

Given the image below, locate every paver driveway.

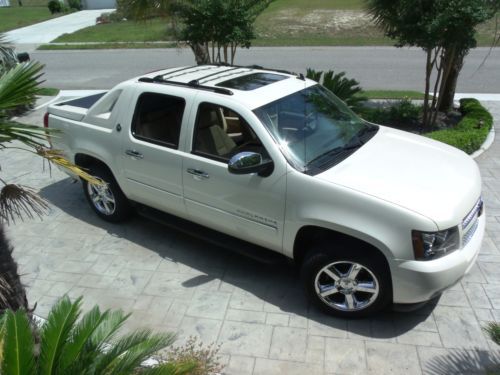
left=4, top=100, right=500, bottom=374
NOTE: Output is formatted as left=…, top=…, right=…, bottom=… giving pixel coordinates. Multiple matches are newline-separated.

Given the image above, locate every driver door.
left=182, top=98, right=287, bottom=252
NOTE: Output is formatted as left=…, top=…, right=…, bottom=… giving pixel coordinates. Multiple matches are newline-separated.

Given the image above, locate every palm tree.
left=0, top=36, right=101, bottom=313
left=0, top=296, right=193, bottom=374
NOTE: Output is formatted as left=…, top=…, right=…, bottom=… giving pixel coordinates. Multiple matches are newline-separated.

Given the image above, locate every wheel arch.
left=293, top=225, right=392, bottom=282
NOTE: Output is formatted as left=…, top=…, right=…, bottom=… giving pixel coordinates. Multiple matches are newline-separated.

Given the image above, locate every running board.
left=135, top=204, right=286, bottom=265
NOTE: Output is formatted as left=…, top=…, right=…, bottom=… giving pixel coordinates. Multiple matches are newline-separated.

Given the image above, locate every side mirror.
left=228, top=151, right=274, bottom=177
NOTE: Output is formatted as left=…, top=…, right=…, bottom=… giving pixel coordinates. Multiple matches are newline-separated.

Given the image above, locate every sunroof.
left=216, top=73, right=288, bottom=91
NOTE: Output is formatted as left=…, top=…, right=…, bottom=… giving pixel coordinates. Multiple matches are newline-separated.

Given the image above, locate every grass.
left=38, top=42, right=176, bottom=50
left=53, top=19, right=172, bottom=43
left=362, top=90, right=426, bottom=100
left=0, top=7, right=61, bottom=33
left=38, top=87, right=60, bottom=96
left=40, top=0, right=498, bottom=48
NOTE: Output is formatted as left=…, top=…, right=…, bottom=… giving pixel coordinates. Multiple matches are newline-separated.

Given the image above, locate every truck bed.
left=49, top=92, right=107, bottom=122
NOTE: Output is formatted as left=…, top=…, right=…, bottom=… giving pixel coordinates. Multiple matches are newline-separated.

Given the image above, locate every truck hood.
left=317, top=126, right=482, bottom=229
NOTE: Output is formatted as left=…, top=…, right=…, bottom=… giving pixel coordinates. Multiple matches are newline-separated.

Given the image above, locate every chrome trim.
left=463, top=219, right=479, bottom=246
left=462, top=198, right=483, bottom=230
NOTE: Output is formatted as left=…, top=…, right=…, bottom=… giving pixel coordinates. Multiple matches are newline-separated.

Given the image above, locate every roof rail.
left=138, top=76, right=234, bottom=96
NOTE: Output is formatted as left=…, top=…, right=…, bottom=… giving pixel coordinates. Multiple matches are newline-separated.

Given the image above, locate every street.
left=32, top=46, right=500, bottom=92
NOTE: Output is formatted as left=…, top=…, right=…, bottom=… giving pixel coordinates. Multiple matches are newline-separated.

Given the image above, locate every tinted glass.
left=216, top=73, right=288, bottom=91
left=132, top=93, right=185, bottom=148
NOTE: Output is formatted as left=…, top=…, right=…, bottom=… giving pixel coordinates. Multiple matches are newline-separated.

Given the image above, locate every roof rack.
left=138, top=76, right=234, bottom=96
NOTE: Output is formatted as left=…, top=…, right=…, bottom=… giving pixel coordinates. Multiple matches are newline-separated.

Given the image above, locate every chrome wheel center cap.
left=337, top=278, right=356, bottom=294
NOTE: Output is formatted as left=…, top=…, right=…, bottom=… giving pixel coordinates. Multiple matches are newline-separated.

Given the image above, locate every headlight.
left=412, top=227, right=460, bottom=260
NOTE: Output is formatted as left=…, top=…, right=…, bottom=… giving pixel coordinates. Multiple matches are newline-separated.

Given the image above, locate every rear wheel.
left=301, top=246, right=391, bottom=318
left=82, top=165, right=132, bottom=222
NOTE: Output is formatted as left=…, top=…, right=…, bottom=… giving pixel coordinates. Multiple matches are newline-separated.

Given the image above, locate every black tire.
left=82, top=165, right=132, bottom=222
left=301, top=245, right=391, bottom=318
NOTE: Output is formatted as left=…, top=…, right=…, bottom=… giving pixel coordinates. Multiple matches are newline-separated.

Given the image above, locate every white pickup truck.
left=45, top=65, right=485, bottom=318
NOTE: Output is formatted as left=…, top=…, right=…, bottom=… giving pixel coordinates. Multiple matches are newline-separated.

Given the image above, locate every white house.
left=0, top=0, right=10, bottom=7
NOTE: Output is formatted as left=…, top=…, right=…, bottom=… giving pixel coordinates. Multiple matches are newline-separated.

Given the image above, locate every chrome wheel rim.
left=87, top=179, right=116, bottom=215
left=314, top=261, right=380, bottom=312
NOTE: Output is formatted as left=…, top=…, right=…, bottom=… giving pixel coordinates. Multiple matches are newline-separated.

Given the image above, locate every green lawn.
left=53, top=19, right=172, bottom=43
left=42, top=0, right=498, bottom=48
left=0, top=7, right=60, bottom=33
left=362, top=90, right=427, bottom=100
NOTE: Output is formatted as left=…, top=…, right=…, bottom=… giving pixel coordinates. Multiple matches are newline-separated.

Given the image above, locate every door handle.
left=125, top=149, right=143, bottom=159
left=187, top=168, right=209, bottom=179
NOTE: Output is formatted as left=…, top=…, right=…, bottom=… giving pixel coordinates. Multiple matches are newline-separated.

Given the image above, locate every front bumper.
left=391, top=211, right=485, bottom=304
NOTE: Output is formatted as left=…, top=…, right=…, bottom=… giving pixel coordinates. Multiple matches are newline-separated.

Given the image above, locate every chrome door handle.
left=125, top=149, right=143, bottom=159
left=187, top=168, right=209, bottom=179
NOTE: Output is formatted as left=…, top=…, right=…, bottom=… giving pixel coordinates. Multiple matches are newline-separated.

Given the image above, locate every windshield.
left=253, top=84, right=377, bottom=174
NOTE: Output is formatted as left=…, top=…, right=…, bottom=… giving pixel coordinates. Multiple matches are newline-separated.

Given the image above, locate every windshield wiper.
left=306, top=140, right=362, bottom=168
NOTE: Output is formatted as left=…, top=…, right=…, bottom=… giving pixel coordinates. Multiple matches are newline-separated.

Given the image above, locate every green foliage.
left=165, top=336, right=224, bottom=375
left=360, top=98, right=421, bottom=130
left=306, top=68, right=367, bottom=111
left=426, top=98, right=493, bottom=154
left=67, top=0, right=82, bottom=10
left=484, top=321, right=500, bottom=346
left=47, top=0, right=61, bottom=14
left=0, top=35, right=18, bottom=74
left=175, top=0, right=273, bottom=64
left=0, top=296, right=190, bottom=374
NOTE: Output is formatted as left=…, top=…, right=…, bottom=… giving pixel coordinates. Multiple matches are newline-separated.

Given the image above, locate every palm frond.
left=0, top=184, right=49, bottom=224
left=0, top=35, right=18, bottom=74
left=0, top=61, right=44, bottom=116
left=57, top=305, right=108, bottom=372
left=95, top=329, right=176, bottom=374
left=89, top=309, right=130, bottom=351
left=0, top=276, right=10, bottom=309
left=39, top=296, right=82, bottom=375
left=484, top=321, right=500, bottom=346
left=0, top=121, right=52, bottom=149
left=36, top=148, right=104, bottom=185
left=0, top=309, right=36, bottom=375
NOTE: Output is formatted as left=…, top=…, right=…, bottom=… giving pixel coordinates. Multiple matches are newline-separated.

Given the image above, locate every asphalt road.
left=31, top=46, right=500, bottom=93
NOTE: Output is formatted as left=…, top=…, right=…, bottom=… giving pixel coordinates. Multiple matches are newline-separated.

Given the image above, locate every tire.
left=301, top=245, right=391, bottom=318
left=82, top=165, right=132, bottom=222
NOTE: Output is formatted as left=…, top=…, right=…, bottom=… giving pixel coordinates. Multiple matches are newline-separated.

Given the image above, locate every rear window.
left=132, top=93, right=185, bottom=149
left=216, top=73, right=288, bottom=91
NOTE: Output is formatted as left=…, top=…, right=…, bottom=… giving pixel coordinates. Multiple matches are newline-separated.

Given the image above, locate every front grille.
left=462, top=197, right=483, bottom=246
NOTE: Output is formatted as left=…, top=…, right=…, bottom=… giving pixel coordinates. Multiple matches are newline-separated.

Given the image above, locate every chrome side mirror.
left=228, top=151, right=274, bottom=177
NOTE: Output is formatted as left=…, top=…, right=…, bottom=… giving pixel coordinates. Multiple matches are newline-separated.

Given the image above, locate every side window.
left=132, top=93, right=185, bottom=148
left=192, top=103, right=267, bottom=162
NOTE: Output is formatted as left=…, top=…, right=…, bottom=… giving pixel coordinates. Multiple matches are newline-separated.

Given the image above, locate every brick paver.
left=4, top=101, right=500, bottom=374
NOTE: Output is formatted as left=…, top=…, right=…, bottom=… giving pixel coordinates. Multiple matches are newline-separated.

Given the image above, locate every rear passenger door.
left=120, top=88, right=191, bottom=217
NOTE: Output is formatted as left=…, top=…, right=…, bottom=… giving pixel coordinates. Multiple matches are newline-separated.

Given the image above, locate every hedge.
left=426, top=98, right=493, bottom=154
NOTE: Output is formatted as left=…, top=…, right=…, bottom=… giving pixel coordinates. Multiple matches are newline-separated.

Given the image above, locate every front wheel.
left=301, top=246, right=391, bottom=318
left=82, top=165, right=132, bottom=222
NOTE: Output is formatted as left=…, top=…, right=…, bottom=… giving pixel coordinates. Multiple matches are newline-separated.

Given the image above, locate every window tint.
left=132, top=93, right=185, bottom=148
left=216, top=73, right=288, bottom=91
left=192, top=103, right=268, bottom=162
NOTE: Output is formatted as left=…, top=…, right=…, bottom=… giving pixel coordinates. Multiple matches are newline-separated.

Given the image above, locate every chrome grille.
left=462, top=197, right=483, bottom=246
left=463, top=219, right=479, bottom=246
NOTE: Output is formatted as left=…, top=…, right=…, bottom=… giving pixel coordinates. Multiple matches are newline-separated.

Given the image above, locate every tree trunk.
left=0, top=224, right=30, bottom=315
left=422, top=49, right=432, bottom=127
left=190, top=43, right=211, bottom=65
left=438, top=50, right=466, bottom=112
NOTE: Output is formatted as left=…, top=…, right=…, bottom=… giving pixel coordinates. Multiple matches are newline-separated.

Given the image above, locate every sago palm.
left=0, top=296, right=193, bottom=374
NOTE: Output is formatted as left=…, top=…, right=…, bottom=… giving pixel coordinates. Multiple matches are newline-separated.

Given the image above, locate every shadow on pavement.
left=40, top=177, right=438, bottom=338
left=425, top=348, right=500, bottom=375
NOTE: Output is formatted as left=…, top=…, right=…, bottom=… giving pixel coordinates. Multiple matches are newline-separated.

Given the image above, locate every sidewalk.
left=4, top=9, right=114, bottom=46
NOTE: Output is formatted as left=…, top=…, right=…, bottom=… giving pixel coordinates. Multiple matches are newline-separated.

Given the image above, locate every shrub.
left=47, top=0, right=61, bottom=14
left=165, top=336, right=224, bottom=375
left=426, top=98, right=493, bottom=154
left=68, top=0, right=82, bottom=10
left=359, top=98, right=422, bottom=131
left=306, top=68, right=367, bottom=112
left=483, top=322, right=500, bottom=346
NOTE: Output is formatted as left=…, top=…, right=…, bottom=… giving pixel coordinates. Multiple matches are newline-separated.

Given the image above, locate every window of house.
left=132, top=93, right=185, bottom=148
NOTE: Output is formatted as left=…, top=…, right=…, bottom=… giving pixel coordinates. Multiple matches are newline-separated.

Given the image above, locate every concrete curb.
left=471, top=125, right=496, bottom=159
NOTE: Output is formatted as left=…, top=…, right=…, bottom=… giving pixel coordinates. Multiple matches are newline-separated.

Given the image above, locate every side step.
left=135, top=204, right=287, bottom=265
